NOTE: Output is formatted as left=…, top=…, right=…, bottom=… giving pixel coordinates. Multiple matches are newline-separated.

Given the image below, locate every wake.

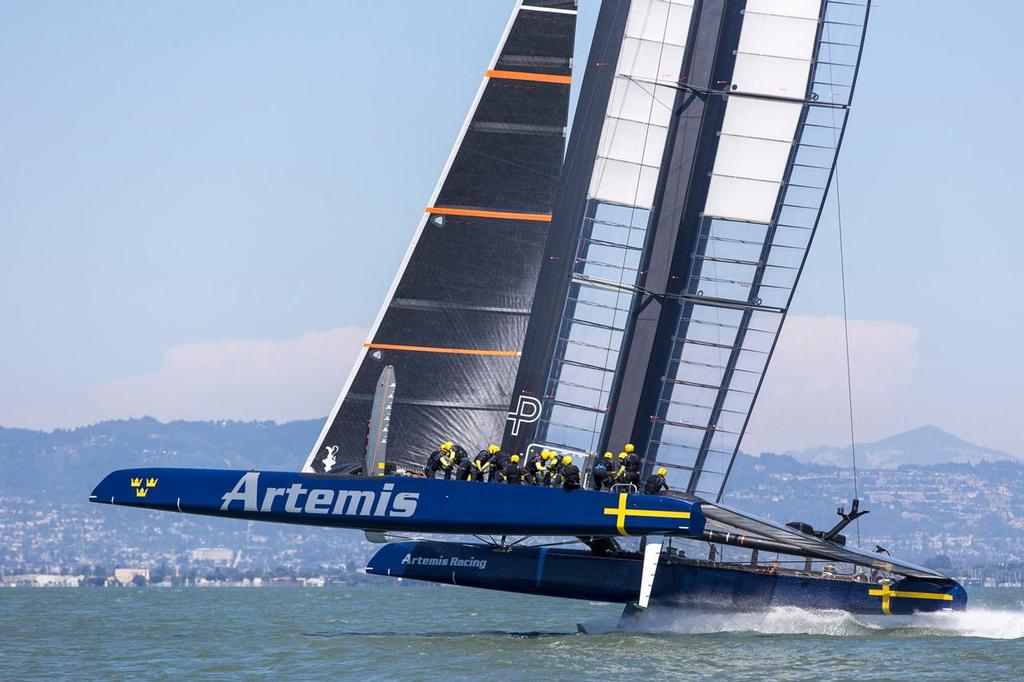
left=605, top=605, right=1024, bottom=640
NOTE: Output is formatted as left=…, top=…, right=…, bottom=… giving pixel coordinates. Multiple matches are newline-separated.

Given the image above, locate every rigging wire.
left=825, top=18, right=862, bottom=546
left=833, top=163, right=861, bottom=547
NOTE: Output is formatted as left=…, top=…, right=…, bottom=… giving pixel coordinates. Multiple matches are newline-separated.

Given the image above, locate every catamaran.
left=91, top=0, right=966, bottom=619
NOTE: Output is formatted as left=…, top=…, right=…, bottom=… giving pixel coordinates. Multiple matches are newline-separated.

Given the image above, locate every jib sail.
left=305, top=1, right=577, bottom=473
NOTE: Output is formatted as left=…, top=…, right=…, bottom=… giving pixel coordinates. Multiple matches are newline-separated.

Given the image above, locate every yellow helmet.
left=618, top=452, right=628, bottom=459
left=510, top=454, right=520, bottom=463
left=440, top=441, right=453, bottom=452
left=603, top=452, right=613, bottom=459
left=624, top=443, right=635, bottom=453
left=658, top=467, right=667, bottom=476
left=487, top=444, right=499, bottom=454
left=562, top=455, right=572, bottom=465
left=540, top=450, right=550, bottom=459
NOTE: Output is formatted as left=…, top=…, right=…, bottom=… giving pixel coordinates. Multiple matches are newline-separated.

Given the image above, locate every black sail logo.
left=506, top=394, right=541, bottom=436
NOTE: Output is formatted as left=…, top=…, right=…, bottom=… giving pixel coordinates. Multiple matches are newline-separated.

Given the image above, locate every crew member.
left=424, top=441, right=450, bottom=478
left=644, top=467, right=670, bottom=495
left=455, top=449, right=474, bottom=481
left=559, top=455, right=581, bottom=491
left=470, top=444, right=499, bottom=481
left=525, top=449, right=545, bottom=485
left=591, top=452, right=614, bottom=491
left=499, top=454, right=524, bottom=484
left=438, top=441, right=461, bottom=480
left=530, top=450, right=551, bottom=486
left=548, top=451, right=564, bottom=485
left=622, top=447, right=641, bottom=487
left=544, top=450, right=562, bottom=486
left=613, top=452, right=629, bottom=485
left=489, top=447, right=510, bottom=482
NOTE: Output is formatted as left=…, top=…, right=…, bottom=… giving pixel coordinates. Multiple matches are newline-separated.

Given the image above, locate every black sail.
left=305, top=1, right=576, bottom=473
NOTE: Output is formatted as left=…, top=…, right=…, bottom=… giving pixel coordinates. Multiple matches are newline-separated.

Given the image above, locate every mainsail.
left=305, top=1, right=577, bottom=473
left=503, top=0, right=870, bottom=501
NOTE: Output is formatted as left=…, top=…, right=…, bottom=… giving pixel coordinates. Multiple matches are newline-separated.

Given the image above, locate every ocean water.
left=1, top=583, right=1021, bottom=680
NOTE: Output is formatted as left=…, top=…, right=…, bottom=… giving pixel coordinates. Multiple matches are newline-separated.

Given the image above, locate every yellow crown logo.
left=145, top=478, right=158, bottom=488
left=135, top=487, right=149, bottom=497
left=130, top=477, right=143, bottom=487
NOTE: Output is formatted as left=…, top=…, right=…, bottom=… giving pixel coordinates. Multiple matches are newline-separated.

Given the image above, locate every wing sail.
left=305, top=1, right=577, bottom=473
left=641, top=0, right=872, bottom=501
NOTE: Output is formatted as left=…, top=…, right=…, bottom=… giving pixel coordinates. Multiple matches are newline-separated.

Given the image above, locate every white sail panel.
left=731, top=54, right=814, bottom=98
left=719, top=97, right=802, bottom=142
left=744, top=0, right=822, bottom=21
left=737, top=11, right=819, bottom=60
left=604, top=78, right=674, bottom=126
left=619, top=38, right=686, bottom=82
left=589, top=0, right=694, bottom=209
left=712, top=136, right=792, bottom=182
left=731, top=1, right=820, bottom=98
left=626, top=0, right=692, bottom=45
left=596, top=118, right=668, bottom=167
left=705, top=176, right=782, bottom=224
left=703, top=3, right=819, bottom=223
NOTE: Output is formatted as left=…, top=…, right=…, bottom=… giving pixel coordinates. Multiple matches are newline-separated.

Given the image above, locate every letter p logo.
left=506, top=394, right=542, bottom=436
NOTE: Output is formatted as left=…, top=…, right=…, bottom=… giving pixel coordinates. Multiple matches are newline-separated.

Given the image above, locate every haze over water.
left=3, top=584, right=1021, bottom=680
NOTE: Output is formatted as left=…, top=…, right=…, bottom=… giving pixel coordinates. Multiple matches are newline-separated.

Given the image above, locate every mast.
left=305, top=1, right=577, bottom=473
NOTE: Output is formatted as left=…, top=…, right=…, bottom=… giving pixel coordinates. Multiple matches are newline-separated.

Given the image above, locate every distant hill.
left=0, top=417, right=321, bottom=500
left=781, top=425, right=1021, bottom=469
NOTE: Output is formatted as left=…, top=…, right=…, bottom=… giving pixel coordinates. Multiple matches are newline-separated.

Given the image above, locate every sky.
left=1, top=1, right=1022, bottom=456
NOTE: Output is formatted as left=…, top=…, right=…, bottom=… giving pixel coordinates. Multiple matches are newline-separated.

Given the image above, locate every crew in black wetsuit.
left=499, top=454, right=524, bottom=484
left=591, top=452, right=614, bottom=490
left=469, top=445, right=499, bottom=481
left=438, top=443, right=465, bottom=480
left=489, top=448, right=510, bottom=482
left=527, top=450, right=550, bottom=486
left=547, top=453, right=564, bottom=486
left=644, top=467, right=670, bottom=495
left=455, top=449, right=474, bottom=481
left=612, top=452, right=628, bottom=485
left=621, top=444, right=641, bottom=488
left=423, top=442, right=449, bottom=479
left=559, top=456, right=581, bottom=491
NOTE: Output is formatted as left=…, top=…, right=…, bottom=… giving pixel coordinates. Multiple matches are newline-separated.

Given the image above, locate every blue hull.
left=368, top=541, right=967, bottom=616
left=89, top=468, right=704, bottom=538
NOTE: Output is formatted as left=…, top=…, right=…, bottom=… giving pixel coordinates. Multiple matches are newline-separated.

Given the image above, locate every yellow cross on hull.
left=868, top=584, right=954, bottom=614
left=602, top=492, right=691, bottom=536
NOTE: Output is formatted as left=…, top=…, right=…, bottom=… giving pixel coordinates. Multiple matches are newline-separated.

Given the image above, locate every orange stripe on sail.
left=365, top=343, right=520, bottom=357
left=425, top=207, right=552, bottom=222
left=485, top=69, right=571, bottom=85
